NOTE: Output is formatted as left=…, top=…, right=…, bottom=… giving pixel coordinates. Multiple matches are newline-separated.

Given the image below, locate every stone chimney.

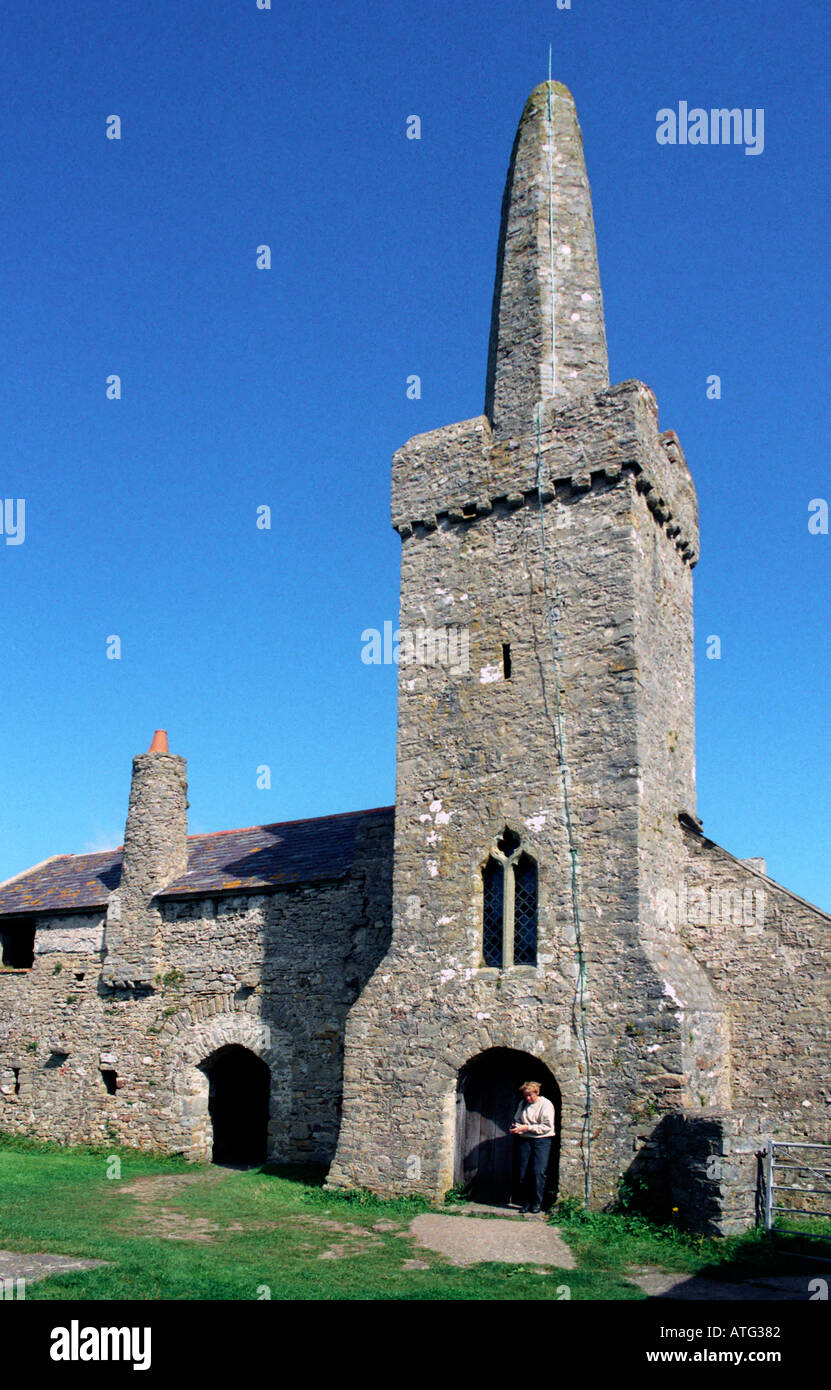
left=101, top=731, right=188, bottom=989
left=484, top=81, right=609, bottom=438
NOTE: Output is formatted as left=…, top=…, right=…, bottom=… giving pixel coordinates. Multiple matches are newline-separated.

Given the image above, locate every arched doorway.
left=455, top=1048, right=561, bottom=1206
left=202, top=1045, right=270, bottom=1165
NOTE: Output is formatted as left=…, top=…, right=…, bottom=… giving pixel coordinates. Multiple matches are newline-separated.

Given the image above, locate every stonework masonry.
left=101, top=750, right=188, bottom=990
left=0, top=812, right=392, bottom=1163
left=485, top=81, right=609, bottom=434
left=1, top=82, right=828, bottom=1235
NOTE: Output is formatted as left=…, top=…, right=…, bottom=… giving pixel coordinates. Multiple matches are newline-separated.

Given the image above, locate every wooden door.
left=456, top=1049, right=558, bottom=1205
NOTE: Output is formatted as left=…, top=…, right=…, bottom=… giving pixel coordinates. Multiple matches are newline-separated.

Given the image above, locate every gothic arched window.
left=480, top=830, right=538, bottom=968
left=482, top=857, right=504, bottom=967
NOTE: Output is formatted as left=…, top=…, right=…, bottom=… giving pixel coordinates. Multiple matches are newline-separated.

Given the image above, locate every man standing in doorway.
left=510, top=1080, right=555, bottom=1215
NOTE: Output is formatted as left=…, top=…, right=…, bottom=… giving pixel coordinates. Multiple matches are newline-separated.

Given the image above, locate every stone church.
left=1, top=82, right=828, bottom=1235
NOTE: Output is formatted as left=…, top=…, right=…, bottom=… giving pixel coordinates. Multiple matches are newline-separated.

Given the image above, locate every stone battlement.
left=391, top=379, right=699, bottom=564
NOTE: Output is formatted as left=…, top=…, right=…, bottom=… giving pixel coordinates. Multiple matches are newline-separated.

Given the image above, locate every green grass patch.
left=0, top=1140, right=598, bottom=1300
left=552, top=1193, right=831, bottom=1282
left=0, top=1127, right=190, bottom=1165
left=3, top=1136, right=823, bottom=1300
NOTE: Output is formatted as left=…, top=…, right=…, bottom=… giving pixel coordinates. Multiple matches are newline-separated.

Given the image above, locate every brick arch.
left=167, top=1006, right=293, bottom=1162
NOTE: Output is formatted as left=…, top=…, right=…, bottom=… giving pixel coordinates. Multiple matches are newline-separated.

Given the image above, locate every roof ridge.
left=7, top=806, right=397, bottom=871
left=185, top=805, right=395, bottom=842
left=681, top=823, right=831, bottom=924
left=0, top=853, right=70, bottom=889
left=0, top=806, right=398, bottom=913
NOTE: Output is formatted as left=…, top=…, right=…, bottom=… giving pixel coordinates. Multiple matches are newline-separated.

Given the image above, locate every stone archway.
left=202, top=1045, right=270, bottom=1165
left=455, top=1047, right=561, bottom=1206
left=168, top=1007, right=292, bottom=1162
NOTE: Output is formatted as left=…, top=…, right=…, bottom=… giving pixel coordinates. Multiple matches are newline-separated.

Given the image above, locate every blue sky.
left=1, top=0, right=829, bottom=911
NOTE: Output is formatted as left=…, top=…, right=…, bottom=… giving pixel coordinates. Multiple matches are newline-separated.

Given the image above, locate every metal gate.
left=762, top=1140, right=831, bottom=1238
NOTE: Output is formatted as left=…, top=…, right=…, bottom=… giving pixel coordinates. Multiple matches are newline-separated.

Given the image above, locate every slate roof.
left=0, top=806, right=394, bottom=917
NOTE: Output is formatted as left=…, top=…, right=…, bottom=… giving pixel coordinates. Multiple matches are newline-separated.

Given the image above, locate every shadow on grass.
left=257, top=1161, right=434, bottom=1215
left=554, top=1194, right=831, bottom=1300
left=260, top=1161, right=329, bottom=1187
left=693, top=1227, right=831, bottom=1285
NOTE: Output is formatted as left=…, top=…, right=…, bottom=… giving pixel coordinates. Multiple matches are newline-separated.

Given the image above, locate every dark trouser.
left=517, top=1136, right=552, bottom=1210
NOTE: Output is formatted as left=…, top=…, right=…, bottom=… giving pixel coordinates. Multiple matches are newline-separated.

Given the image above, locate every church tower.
left=329, top=82, right=727, bottom=1208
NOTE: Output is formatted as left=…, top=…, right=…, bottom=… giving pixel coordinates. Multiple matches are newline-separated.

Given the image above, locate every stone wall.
left=0, top=813, right=393, bottom=1161
left=628, top=1111, right=765, bottom=1236
left=679, top=827, right=831, bottom=1132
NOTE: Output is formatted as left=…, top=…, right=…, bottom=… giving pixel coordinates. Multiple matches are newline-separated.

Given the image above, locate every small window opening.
left=100, top=1069, right=118, bottom=1095
left=0, top=920, right=35, bottom=970
left=496, top=827, right=521, bottom=857
left=502, top=643, right=512, bottom=679
left=74, top=972, right=85, bottom=982
left=45, top=1051, right=69, bottom=1070
left=481, top=829, right=539, bottom=969
left=513, top=853, right=539, bottom=964
left=462, top=502, right=477, bottom=519
left=12, top=1068, right=20, bottom=1096
left=482, top=858, right=505, bottom=967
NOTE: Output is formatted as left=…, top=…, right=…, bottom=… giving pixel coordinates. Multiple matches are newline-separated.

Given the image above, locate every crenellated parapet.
left=391, top=379, right=699, bottom=565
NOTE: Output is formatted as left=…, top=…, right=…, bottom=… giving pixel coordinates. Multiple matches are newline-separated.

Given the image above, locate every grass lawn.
left=0, top=1134, right=827, bottom=1300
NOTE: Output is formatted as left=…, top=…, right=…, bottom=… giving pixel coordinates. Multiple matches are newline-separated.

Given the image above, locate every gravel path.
left=626, top=1265, right=820, bottom=1301
left=409, top=1213, right=576, bottom=1268
left=0, top=1250, right=109, bottom=1284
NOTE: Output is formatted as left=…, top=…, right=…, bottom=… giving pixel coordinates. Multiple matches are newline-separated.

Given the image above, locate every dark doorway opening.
left=204, top=1045, right=270, bottom=1166
left=0, top=917, right=35, bottom=969
left=455, top=1047, right=561, bottom=1207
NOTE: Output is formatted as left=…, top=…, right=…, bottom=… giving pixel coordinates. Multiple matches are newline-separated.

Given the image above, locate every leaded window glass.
left=513, top=853, right=538, bottom=964
left=480, top=830, right=538, bottom=968
left=482, top=857, right=504, bottom=966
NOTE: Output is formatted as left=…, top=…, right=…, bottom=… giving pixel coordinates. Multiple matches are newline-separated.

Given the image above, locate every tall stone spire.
left=484, top=81, right=609, bottom=439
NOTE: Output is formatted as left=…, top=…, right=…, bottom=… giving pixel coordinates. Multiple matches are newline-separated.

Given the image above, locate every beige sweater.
left=513, top=1096, right=556, bottom=1137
